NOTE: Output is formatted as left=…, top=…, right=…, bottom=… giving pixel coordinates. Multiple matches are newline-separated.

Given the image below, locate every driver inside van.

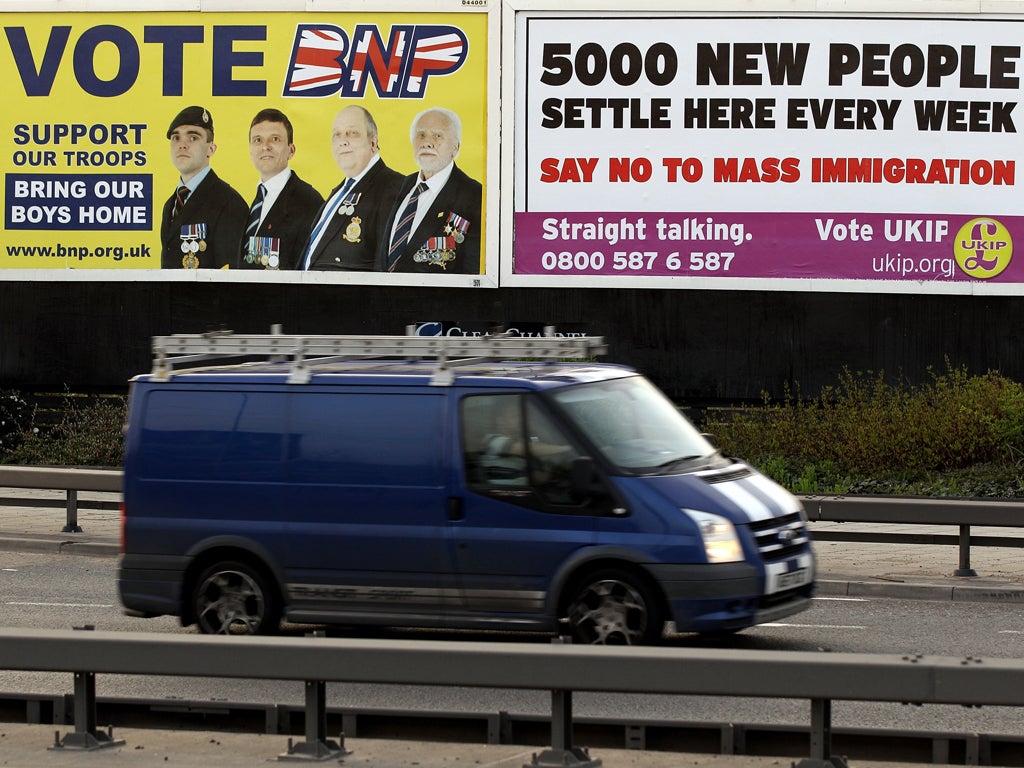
left=480, top=397, right=528, bottom=485
left=468, top=395, right=577, bottom=493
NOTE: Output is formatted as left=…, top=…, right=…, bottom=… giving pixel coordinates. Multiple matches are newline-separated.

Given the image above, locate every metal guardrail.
left=0, top=467, right=1022, bottom=575
left=2, top=472, right=1024, bottom=762
left=0, top=465, right=121, bottom=532
left=800, top=495, right=1024, bottom=576
left=1, top=627, right=1022, bottom=766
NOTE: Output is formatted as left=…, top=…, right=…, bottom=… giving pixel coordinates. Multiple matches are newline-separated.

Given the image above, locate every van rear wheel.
left=193, top=560, right=280, bottom=635
left=565, top=570, right=662, bottom=645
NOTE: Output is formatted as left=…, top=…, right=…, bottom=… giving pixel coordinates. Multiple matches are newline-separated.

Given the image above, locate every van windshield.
left=549, top=375, right=717, bottom=474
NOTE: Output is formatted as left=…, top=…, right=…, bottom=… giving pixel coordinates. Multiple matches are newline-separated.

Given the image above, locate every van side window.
left=138, top=391, right=286, bottom=481
left=288, top=393, right=444, bottom=486
left=462, top=394, right=582, bottom=505
left=463, top=394, right=528, bottom=486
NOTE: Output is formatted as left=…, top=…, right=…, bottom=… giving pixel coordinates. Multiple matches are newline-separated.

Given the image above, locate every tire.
left=565, top=569, right=663, bottom=645
left=192, top=560, right=281, bottom=635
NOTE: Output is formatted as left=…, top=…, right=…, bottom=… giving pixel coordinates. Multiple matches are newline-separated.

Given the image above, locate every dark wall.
left=0, top=281, right=1017, bottom=403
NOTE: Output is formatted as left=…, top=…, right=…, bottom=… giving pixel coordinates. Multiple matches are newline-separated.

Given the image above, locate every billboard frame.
left=500, top=0, right=1024, bottom=295
left=0, top=0, right=500, bottom=287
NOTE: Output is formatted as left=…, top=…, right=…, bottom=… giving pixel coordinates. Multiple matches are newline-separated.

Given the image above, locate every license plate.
left=775, top=568, right=809, bottom=591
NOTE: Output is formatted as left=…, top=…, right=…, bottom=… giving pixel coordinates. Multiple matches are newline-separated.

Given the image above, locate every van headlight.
left=685, top=510, right=743, bottom=563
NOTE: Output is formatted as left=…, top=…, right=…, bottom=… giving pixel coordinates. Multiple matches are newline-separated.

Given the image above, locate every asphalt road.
left=1, top=550, right=1022, bottom=737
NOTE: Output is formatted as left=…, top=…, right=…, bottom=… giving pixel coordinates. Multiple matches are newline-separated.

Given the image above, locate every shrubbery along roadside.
left=0, top=391, right=125, bottom=468
left=2, top=365, right=1023, bottom=497
left=703, top=365, right=1024, bottom=498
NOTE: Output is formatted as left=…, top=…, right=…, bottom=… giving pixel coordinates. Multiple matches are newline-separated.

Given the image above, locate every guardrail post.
left=525, top=638, right=601, bottom=768
left=793, top=698, right=846, bottom=768
left=954, top=525, right=978, bottom=577
left=524, top=689, right=601, bottom=768
left=48, top=627, right=123, bottom=751
left=277, top=680, right=350, bottom=762
left=274, top=633, right=350, bottom=761
left=62, top=489, right=82, bottom=533
left=965, top=733, right=981, bottom=766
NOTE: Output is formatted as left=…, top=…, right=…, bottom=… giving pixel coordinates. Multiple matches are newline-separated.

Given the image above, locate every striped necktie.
left=171, top=185, right=189, bottom=218
left=301, top=177, right=356, bottom=270
left=387, top=181, right=428, bottom=269
left=245, top=184, right=266, bottom=239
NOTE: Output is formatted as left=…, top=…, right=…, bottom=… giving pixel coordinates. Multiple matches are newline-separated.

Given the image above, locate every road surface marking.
left=7, top=601, right=113, bottom=608
left=762, top=622, right=865, bottom=629
left=813, top=596, right=868, bottom=602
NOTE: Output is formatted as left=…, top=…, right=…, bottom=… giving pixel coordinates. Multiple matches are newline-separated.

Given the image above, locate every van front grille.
left=748, top=512, right=810, bottom=562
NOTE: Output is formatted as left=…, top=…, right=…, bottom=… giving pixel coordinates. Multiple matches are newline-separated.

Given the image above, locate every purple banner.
left=514, top=212, right=1022, bottom=283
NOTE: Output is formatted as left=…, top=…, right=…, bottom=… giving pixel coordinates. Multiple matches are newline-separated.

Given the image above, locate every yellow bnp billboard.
left=0, top=2, right=495, bottom=286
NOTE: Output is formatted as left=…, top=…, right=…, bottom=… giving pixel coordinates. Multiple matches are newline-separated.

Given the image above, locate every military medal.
left=445, top=213, right=470, bottom=244
left=337, top=191, right=361, bottom=217
left=343, top=216, right=362, bottom=243
left=179, top=223, right=207, bottom=268
left=247, top=236, right=281, bottom=270
left=245, top=237, right=258, bottom=264
left=414, top=237, right=457, bottom=269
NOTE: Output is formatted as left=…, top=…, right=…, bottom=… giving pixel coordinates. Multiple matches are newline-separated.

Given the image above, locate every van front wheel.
left=565, top=570, right=662, bottom=645
left=193, top=561, right=280, bottom=635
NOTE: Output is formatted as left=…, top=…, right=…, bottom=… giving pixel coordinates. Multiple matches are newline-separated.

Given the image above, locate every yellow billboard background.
left=0, top=11, right=488, bottom=270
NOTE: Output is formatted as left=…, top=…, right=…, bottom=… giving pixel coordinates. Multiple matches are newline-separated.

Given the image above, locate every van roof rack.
left=150, top=328, right=608, bottom=385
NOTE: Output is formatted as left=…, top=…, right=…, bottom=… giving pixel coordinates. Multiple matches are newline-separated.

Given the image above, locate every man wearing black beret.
left=160, top=105, right=248, bottom=269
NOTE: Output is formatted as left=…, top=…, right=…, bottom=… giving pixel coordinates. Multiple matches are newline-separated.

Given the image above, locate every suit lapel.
left=404, top=167, right=460, bottom=259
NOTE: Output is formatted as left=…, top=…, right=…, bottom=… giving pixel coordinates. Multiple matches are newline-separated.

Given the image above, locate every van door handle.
left=447, top=497, right=464, bottom=521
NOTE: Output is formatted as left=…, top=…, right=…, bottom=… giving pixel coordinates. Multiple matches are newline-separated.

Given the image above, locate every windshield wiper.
left=653, top=454, right=705, bottom=471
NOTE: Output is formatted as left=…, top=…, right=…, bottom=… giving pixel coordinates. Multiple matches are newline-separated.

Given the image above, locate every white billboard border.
left=498, top=0, right=1024, bottom=295
left=0, top=0, right=500, bottom=288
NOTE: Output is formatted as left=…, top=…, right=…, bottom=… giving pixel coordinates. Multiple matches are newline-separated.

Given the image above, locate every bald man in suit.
left=300, top=105, right=404, bottom=271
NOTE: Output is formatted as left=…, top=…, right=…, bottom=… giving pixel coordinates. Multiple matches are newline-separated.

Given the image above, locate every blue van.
left=118, top=332, right=814, bottom=644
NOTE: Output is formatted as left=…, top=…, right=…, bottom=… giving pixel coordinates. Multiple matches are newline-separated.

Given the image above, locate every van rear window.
left=137, top=389, right=445, bottom=487
left=138, top=390, right=287, bottom=481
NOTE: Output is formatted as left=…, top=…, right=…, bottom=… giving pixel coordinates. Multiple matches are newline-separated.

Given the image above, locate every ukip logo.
left=953, top=217, right=1013, bottom=279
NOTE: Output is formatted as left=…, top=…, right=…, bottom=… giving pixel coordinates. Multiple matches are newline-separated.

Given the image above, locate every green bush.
left=702, top=365, right=1024, bottom=497
left=2, top=395, right=126, bottom=467
left=0, top=389, right=30, bottom=454
left=4, top=369, right=1024, bottom=497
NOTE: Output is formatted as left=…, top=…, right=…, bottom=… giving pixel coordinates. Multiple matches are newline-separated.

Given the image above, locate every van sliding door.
left=283, top=390, right=454, bottom=621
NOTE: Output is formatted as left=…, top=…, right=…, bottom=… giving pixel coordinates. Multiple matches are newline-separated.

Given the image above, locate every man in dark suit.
left=238, top=109, right=324, bottom=270
left=160, top=106, right=248, bottom=269
left=301, top=105, right=404, bottom=271
left=380, top=107, right=482, bottom=274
